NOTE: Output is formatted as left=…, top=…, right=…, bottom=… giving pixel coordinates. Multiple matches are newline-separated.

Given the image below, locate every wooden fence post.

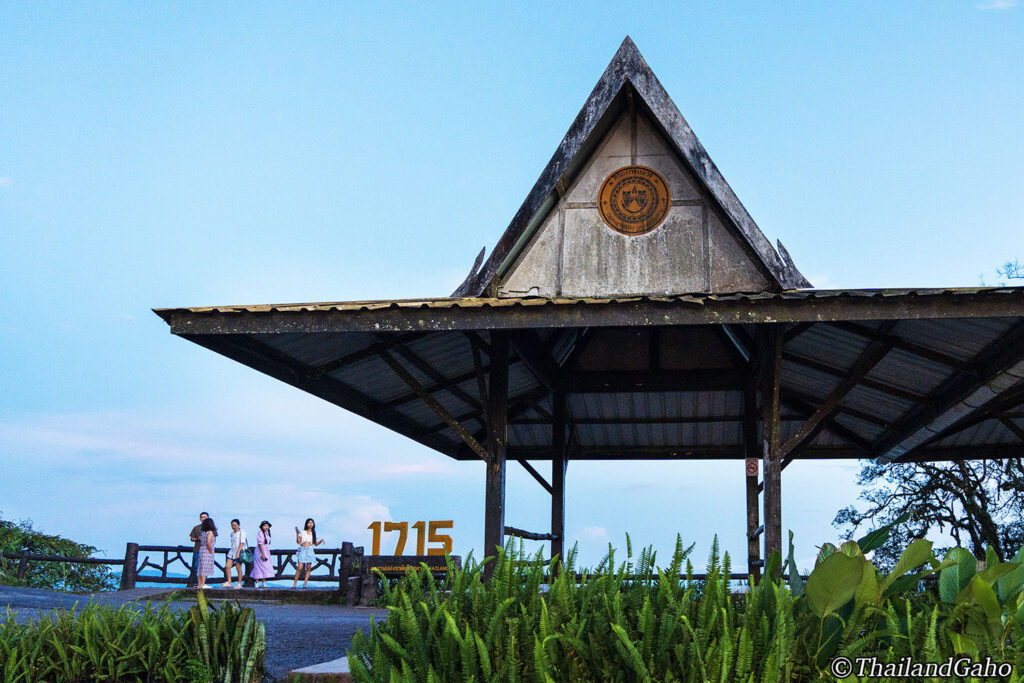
left=346, top=546, right=364, bottom=606
left=243, top=549, right=255, bottom=588
left=119, top=543, right=139, bottom=590
left=358, top=546, right=377, bottom=607
left=339, top=542, right=353, bottom=593
left=17, top=551, right=29, bottom=582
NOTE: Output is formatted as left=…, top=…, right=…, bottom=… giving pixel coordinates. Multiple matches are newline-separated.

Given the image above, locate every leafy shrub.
left=0, top=516, right=116, bottom=592
left=0, top=601, right=192, bottom=682
left=187, top=589, right=265, bottom=683
left=348, top=523, right=1024, bottom=682
left=0, top=596, right=265, bottom=682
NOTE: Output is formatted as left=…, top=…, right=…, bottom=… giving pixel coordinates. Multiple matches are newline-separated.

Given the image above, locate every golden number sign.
left=367, top=520, right=453, bottom=556
left=598, top=165, right=671, bottom=236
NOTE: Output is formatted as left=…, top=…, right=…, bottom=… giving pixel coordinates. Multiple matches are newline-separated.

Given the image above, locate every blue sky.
left=1, top=3, right=1021, bottom=571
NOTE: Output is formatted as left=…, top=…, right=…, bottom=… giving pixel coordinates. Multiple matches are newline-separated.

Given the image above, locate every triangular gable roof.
left=454, top=37, right=810, bottom=298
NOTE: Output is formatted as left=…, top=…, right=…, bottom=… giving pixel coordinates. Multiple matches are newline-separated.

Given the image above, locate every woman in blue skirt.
left=292, top=518, right=324, bottom=589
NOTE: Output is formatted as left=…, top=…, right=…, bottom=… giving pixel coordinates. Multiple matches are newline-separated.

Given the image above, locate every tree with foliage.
left=834, top=459, right=1024, bottom=568
left=0, top=515, right=117, bottom=592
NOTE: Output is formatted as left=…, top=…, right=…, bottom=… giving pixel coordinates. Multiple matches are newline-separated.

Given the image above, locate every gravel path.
left=1, top=585, right=386, bottom=680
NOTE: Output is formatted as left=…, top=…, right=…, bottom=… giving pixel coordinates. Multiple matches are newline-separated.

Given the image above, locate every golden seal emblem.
left=598, top=165, right=671, bottom=236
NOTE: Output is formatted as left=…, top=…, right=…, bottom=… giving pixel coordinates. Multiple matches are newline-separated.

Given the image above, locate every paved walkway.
left=1, top=585, right=386, bottom=680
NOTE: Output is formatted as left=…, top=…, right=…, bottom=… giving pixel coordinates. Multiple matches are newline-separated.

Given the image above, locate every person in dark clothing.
left=187, top=511, right=216, bottom=587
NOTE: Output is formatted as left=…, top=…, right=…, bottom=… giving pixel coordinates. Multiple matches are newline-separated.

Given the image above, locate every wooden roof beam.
left=780, top=326, right=895, bottom=462
left=782, top=351, right=935, bottom=407
left=508, top=329, right=560, bottom=392
left=781, top=388, right=890, bottom=428
left=909, top=382, right=1024, bottom=450
left=876, top=320, right=1024, bottom=462
left=562, top=369, right=745, bottom=393
left=377, top=349, right=489, bottom=462
left=506, top=444, right=1024, bottom=461
left=314, top=332, right=425, bottom=374
left=382, top=335, right=483, bottom=414
left=999, top=416, right=1024, bottom=443
left=826, top=321, right=976, bottom=372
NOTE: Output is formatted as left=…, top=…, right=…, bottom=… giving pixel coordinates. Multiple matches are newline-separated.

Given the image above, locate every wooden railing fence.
left=3, top=542, right=458, bottom=606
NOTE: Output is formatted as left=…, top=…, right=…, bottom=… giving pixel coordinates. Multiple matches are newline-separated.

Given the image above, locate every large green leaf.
left=975, top=561, right=1018, bottom=587
left=881, top=539, right=933, bottom=592
left=856, top=512, right=911, bottom=554
left=816, top=543, right=837, bottom=567
left=999, top=545, right=1024, bottom=603
left=805, top=552, right=865, bottom=617
left=966, top=576, right=1004, bottom=641
left=854, top=560, right=880, bottom=606
left=839, top=541, right=863, bottom=558
left=948, top=632, right=979, bottom=658
left=939, top=548, right=976, bottom=603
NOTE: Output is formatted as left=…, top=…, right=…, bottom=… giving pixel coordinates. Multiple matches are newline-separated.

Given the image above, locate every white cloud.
left=977, top=0, right=1017, bottom=9
left=0, top=177, right=11, bottom=187
left=581, top=525, right=609, bottom=541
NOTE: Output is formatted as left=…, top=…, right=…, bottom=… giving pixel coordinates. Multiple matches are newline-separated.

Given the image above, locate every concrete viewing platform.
left=285, top=656, right=352, bottom=682
left=173, top=585, right=353, bottom=604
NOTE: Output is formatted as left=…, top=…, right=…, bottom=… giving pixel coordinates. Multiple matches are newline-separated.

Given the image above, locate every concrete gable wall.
left=498, top=112, right=771, bottom=298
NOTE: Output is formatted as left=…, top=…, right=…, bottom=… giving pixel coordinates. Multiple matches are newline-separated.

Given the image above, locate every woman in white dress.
left=292, top=517, right=324, bottom=589
left=221, top=518, right=247, bottom=589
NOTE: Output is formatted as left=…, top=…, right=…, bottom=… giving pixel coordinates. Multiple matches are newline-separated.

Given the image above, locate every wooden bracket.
left=516, top=459, right=554, bottom=494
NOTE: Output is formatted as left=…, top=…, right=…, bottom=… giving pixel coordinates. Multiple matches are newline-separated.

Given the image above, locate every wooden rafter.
left=876, top=320, right=1024, bottom=462
left=377, top=349, right=489, bottom=462
left=910, top=381, right=1024, bottom=450
left=999, top=416, right=1024, bottom=443
left=314, top=332, right=424, bottom=374
left=780, top=326, right=895, bottom=462
left=508, top=329, right=560, bottom=392
left=382, top=335, right=482, bottom=414
left=781, top=388, right=890, bottom=427
left=782, top=351, right=934, bottom=406
left=826, top=321, right=976, bottom=372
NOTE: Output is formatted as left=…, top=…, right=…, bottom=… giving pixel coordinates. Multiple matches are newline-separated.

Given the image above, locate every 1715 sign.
left=367, top=520, right=454, bottom=556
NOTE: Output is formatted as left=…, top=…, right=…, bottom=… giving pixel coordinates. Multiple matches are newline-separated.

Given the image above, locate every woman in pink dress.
left=196, top=517, right=217, bottom=590
left=250, top=520, right=275, bottom=588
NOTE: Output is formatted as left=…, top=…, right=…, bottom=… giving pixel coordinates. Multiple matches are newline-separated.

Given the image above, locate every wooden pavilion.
left=156, top=38, right=1024, bottom=577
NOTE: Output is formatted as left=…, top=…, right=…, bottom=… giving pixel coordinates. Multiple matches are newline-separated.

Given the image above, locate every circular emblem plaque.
left=598, top=165, right=671, bottom=236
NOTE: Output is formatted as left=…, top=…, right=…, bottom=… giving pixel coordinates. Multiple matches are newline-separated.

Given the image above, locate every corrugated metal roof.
left=157, top=287, right=1024, bottom=464
left=156, top=286, right=1024, bottom=315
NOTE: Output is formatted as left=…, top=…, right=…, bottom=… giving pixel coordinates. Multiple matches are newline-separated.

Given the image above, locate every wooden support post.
left=760, top=326, right=784, bottom=563
left=743, top=383, right=761, bottom=583
left=347, top=546, right=364, bottom=605
left=339, top=541, right=353, bottom=594
left=484, top=332, right=509, bottom=580
left=359, top=550, right=377, bottom=607
left=551, top=392, right=568, bottom=569
left=17, top=551, right=28, bottom=582
left=119, top=543, right=139, bottom=590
